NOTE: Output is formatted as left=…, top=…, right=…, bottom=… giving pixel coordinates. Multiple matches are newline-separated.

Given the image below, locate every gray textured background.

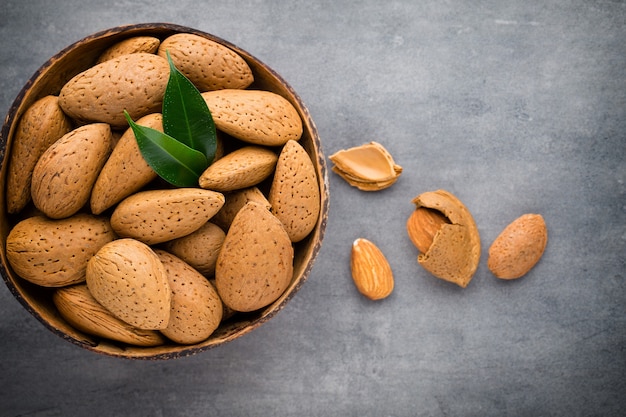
left=1, top=1, right=625, bottom=416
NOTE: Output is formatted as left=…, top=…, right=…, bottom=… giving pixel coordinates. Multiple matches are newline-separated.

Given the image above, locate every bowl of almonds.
left=0, top=23, right=329, bottom=359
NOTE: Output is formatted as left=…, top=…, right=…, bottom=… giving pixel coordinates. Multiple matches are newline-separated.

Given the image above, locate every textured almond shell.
left=59, top=53, right=169, bottom=128
left=6, top=95, right=73, bottom=214
left=6, top=214, right=116, bottom=287
left=269, top=140, right=320, bottom=242
left=158, top=33, right=253, bottom=91
left=351, top=238, right=394, bottom=300
left=53, top=284, right=166, bottom=346
left=31, top=123, right=112, bottom=219
left=155, top=250, right=223, bottom=344
left=215, top=201, right=294, bottom=312
left=198, top=146, right=278, bottom=192
left=163, top=222, right=226, bottom=277
left=90, top=113, right=162, bottom=215
left=86, top=238, right=171, bottom=330
left=110, top=188, right=225, bottom=245
left=211, top=187, right=272, bottom=231
left=411, top=190, right=481, bottom=288
left=202, top=89, right=303, bottom=146
left=329, top=141, right=402, bottom=191
left=488, top=214, right=548, bottom=279
left=96, top=36, right=161, bottom=63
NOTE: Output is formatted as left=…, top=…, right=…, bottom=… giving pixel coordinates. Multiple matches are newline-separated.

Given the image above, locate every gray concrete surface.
left=1, top=0, right=625, bottom=416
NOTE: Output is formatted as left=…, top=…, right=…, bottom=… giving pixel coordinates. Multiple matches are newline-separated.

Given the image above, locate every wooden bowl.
left=0, top=23, right=328, bottom=359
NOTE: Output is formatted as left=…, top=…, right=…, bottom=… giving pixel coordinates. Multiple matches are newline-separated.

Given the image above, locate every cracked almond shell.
left=408, top=190, right=481, bottom=288
left=329, top=141, right=402, bottom=191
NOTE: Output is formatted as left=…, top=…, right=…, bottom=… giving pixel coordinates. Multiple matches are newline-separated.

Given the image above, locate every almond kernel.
left=406, top=207, right=450, bottom=254
left=351, top=238, right=394, bottom=300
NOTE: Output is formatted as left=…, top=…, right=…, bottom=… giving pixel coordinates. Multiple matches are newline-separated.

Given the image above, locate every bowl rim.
left=0, top=22, right=329, bottom=360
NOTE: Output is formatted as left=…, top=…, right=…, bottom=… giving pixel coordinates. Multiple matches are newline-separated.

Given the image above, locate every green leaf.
left=125, top=111, right=208, bottom=187
left=163, top=50, right=217, bottom=164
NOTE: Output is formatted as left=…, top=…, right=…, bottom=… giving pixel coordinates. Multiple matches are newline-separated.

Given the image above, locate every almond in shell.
left=6, top=214, right=116, bottom=287
left=96, top=36, right=161, bottom=63
left=163, top=221, right=226, bottom=277
left=59, top=53, right=169, bottom=128
left=198, top=146, right=277, bottom=192
left=202, top=89, right=303, bottom=146
left=215, top=201, right=294, bottom=312
left=86, top=238, right=171, bottom=330
left=6, top=95, right=73, bottom=214
left=155, top=250, right=223, bottom=344
left=31, top=123, right=112, bottom=219
left=110, top=188, right=225, bottom=245
left=53, top=284, right=166, bottom=346
left=488, top=213, right=548, bottom=279
left=269, top=140, right=320, bottom=242
left=211, top=186, right=272, bottom=231
left=407, top=190, right=481, bottom=288
left=90, top=113, right=162, bottom=215
left=158, top=33, right=253, bottom=91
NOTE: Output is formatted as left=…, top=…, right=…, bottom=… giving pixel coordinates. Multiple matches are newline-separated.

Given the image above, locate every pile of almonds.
left=330, top=143, right=548, bottom=299
left=4, top=33, right=321, bottom=347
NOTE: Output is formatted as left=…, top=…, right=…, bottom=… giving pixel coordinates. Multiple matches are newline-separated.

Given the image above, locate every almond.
left=110, top=188, right=225, bottom=245
left=211, top=186, right=272, bottom=231
left=96, top=36, right=161, bottom=63
left=155, top=250, right=223, bottom=344
left=6, top=95, right=73, bottom=214
left=6, top=214, right=116, bottom=287
left=407, top=190, right=481, bottom=288
left=31, top=123, right=112, bottom=219
left=59, top=53, right=169, bottom=128
left=201, top=89, right=303, bottom=146
left=90, top=113, right=162, bottom=215
left=198, top=146, right=278, bottom=192
left=163, top=222, right=226, bottom=277
left=158, top=33, right=253, bottom=91
left=53, top=284, right=166, bottom=347
left=406, top=207, right=451, bottom=254
left=215, top=201, right=294, bottom=312
left=351, top=238, right=394, bottom=300
left=488, top=214, right=548, bottom=279
left=86, top=238, right=171, bottom=330
left=329, top=141, right=402, bottom=191
left=269, top=140, right=320, bottom=242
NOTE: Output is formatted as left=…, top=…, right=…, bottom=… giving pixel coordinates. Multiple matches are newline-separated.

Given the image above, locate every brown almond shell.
left=6, top=95, right=73, bottom=214
left=269, top=140, right=321, bottom=242
left=488, top=213, right=547, bottom=279
left=90, top=113, right=161, bottom=215
left=53, top=284, right=166, bottom=347
left=411, top=189, right=481, bottom=288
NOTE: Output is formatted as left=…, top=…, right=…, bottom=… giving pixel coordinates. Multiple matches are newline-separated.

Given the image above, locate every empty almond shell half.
left=329, top=141, right=402, bottom=191
left=407, top=190, right=481, bottom=288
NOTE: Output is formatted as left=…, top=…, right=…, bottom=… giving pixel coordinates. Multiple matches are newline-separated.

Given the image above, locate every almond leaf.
left=162, top=50, right=217, bottom=164
left=124, top=111, right=208, bottom=187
